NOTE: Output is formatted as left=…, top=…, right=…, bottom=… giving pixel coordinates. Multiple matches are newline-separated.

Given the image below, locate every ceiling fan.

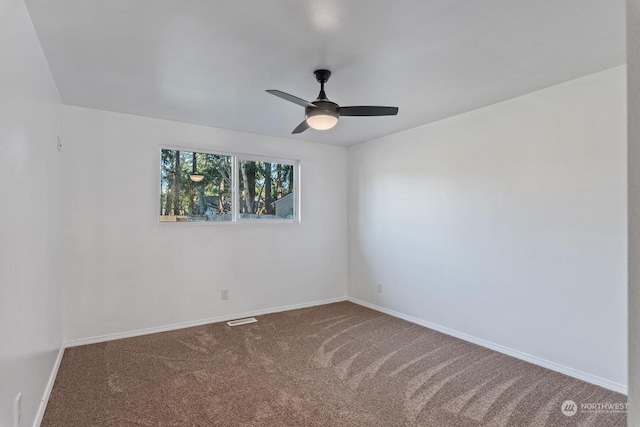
left=266, top=69, right=399, bottom=134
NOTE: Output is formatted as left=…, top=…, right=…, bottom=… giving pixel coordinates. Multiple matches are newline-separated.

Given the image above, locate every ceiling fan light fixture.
left=306, top=109, right=339, bottom=130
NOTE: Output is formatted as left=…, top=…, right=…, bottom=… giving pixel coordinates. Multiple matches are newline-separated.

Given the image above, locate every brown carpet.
left=42, top=302, right=626, bottom=426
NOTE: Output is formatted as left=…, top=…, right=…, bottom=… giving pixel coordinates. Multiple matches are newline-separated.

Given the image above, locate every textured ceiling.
left=25, top=0, right=625, bottom=146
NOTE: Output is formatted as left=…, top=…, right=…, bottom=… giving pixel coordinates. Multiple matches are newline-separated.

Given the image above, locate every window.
left=160, top=148, right=297, bottom=223
left=160, top=149, right=232, bottom=222
left=238, top=159, right=295, bottom=220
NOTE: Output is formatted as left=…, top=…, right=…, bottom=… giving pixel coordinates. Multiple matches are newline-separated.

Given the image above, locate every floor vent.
left=227, top=317, right=257, bottom=327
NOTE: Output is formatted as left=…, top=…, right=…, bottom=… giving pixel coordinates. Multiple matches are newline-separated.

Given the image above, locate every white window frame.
left=158, top=146, right=300, bottom=225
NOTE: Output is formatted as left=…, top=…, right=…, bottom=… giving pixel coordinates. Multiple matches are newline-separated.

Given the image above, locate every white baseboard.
left=347, top=297, right=628, bottom=395
left=33, top=345, right=65, bottom=427
left=64, top=296, right=348, bottom=348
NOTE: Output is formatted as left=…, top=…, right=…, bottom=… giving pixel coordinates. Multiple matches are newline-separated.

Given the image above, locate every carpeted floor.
left=42, top=302, right=626, bottom=426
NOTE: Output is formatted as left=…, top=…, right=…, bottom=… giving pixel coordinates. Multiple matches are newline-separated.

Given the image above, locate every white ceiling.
left=25, top=0, right=625, bottom=146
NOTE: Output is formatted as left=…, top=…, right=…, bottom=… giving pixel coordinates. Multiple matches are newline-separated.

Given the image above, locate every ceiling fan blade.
left=291, top=120, right=309, bottom=134
left=266, top=90, right=316, bottom=108
left=338, top=106, right=399, bottom=116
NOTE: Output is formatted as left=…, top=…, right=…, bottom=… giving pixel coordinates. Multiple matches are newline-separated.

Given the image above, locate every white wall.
left=62, top=106, right=347, bottom=342
left=348, top=66, right=627, bottom=389
left=629, top=0, right=640, bottom=421
left=0, top=0, right=63, bottom=425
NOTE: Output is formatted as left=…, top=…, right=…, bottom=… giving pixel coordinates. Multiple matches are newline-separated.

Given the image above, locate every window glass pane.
left=238, top=160, right=295, bottom=220
left=160, top=149, right=232, bottom=222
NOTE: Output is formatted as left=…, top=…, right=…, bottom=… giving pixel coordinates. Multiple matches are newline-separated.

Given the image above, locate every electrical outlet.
left=221, top=289, right=229, bottom=300
left=377, top=283, right=382, bottom=293
left=14, top=392, right=22, bottom=426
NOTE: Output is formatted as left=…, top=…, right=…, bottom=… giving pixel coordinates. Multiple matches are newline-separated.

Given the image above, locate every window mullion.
left=232, top=155, right=239, bottom=222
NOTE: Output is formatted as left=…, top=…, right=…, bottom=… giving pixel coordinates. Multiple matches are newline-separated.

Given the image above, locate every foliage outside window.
left=239, top=159, right=295, bottom=220
left=160, top=148, right=297, bottom=223
left=161, top=149, right=232, bottom=222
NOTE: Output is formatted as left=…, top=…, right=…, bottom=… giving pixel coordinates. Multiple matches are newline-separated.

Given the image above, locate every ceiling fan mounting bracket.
left=314, top=69, right=331, bottom=84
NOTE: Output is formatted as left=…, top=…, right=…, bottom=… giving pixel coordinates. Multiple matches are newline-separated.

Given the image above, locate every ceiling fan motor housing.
left=308, top=100, right=338, bottom=114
